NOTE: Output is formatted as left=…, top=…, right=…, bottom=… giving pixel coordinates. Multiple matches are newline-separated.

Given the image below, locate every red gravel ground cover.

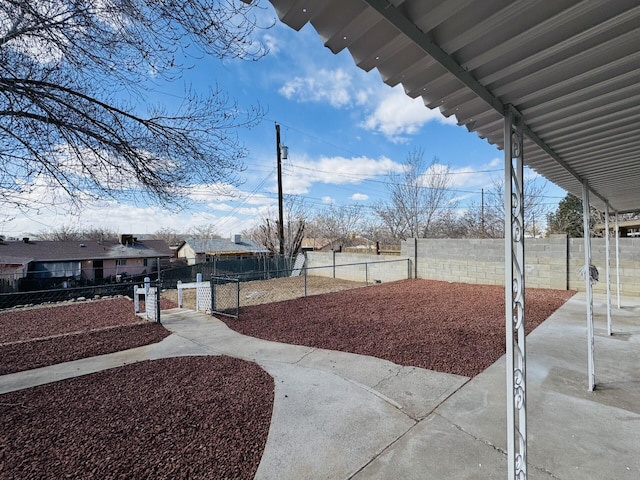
left=227, top=279, right=576, bottom=377
left=0, top=323, right=169, bottom=375
left=0, top=356, right=274, bottom=480
left=0, top=297, right=171, bottom=374
left=0, top=297, right=144, bottom=343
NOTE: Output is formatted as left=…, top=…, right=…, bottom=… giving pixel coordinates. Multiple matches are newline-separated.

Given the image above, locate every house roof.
left=180, top=238, right=269, bottom=255
left=0, top=239, right=173, bottom=265
left=267, top=0, right=640, bottom=213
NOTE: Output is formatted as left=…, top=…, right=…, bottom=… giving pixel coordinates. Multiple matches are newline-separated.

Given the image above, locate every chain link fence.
left=0, top=283, right=135, bottom=310
left=201, top=257, right=411, bottom=318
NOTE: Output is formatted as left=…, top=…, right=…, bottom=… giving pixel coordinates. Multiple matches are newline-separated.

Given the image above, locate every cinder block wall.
left=568, top=238, right=640, bottom=295
left=305, top=252, right=410, bottom=283
left=399, top=236, right=639, bottom=296
left=305, top=238, right=639, bottom=295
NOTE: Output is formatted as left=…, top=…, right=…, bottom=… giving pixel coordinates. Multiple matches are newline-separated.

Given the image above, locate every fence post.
left=134, top=286, right=140, bottom=313
left=414, top=238, right=418, bottom=279
left=365, top=262, right=368, bottom=286
left=144, top=277, right=150, bottom=295
left=236, top=279, right=240, bottom=318
left=177, top=280, right=183, bottom=308
left=210, top=275, right=216, bottom=313
left=304, top=267, right=307, bottom=297
left=155, top=261, right=161, bottom=324
left=155, top=281, right=161, bottom=324
left=195, top=273, right=202, bottom=312
left=407, top=259, right=411, bottom=279
left=333, top=250, right=336, bottom=279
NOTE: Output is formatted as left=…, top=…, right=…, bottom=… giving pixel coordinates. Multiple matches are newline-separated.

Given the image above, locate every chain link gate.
left=210, top=276, right=240, bottom=318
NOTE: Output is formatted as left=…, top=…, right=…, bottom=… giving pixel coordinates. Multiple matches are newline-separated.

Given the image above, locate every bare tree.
left=249, top=195, right=307, bottom=259
left=376, top=149, right=458, bottom=240
left=462, top=178, right=550, bottom=238
left=188, top=224, right=221, bottom=241
left=1, top=0, right=269, bottom=211
left=150, top=227, right=185, bottom=246
left=81, top=227, right=118, bottom=242
left=30, top=224, right=82, bottom=241
left=313, top=204, right=363, bottom=250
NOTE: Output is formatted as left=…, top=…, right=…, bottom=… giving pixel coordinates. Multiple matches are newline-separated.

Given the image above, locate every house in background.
left=177, top=235, right=269, bottom=265
left=300, top=238, right=335, bottom=252
left=0, top=235, right=173, bottom=291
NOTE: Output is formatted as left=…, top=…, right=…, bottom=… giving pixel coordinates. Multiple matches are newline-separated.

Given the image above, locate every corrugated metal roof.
left=268, top=0, right=640, bottom=212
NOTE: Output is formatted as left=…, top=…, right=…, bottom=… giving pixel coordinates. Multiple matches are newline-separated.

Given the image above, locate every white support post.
left=133, top=286, right=140, bottom=313
left=615, top=212, right=621, bottom=309
left=582, top=181, right=596, bottom=391
left=605, top=206, right=612, bottom=336
left=504, top=106, right=527, bottom=480
left=177, top=280, right=183, bottom=308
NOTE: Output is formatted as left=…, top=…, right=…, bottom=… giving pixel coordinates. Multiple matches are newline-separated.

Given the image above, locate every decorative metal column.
left=605, top=206, right=612, bottom=336
left=582, top=181, right=596, bottom=391
left=504, top=106, right=527, bottom=480
left=615, top=212, right=621, bottom=309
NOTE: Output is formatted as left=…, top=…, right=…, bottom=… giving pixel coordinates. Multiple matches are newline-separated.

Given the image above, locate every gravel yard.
left=227, top=279, right=576, bottom=377
left=0, top=297, right=171, bottom=375
left=1, top=278, right=575, bottom=478
left=0, top=356, right=273, bottom=480
left=161, top=275, right=366, bottom=310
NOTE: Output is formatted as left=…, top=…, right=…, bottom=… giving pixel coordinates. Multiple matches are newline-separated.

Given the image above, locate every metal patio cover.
left=266, top=0, right=640, bottom=213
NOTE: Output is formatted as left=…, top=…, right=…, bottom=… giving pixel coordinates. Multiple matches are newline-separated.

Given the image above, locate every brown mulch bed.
left=0, top=356, right=274, bottom=480
left=227, top=279, right=576, bottom=377
left=0, top=323, right=170, bottom=375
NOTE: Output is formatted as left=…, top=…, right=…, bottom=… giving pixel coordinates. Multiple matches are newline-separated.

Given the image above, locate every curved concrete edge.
left=254, top=361, right=416, bottom=480
left=161, top=310, right=470, bottom=421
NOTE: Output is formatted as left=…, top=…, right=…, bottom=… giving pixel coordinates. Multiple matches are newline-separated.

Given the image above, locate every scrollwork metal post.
left=504, top=106, right=527, bottom=480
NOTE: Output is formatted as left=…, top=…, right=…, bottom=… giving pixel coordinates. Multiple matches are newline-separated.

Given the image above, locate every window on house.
left=116, top=259, right=127, bottom=266
left=143, top=259, right=148, bottom=267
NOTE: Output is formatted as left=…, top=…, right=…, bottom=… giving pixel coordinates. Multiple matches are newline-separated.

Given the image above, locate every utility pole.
left=276, top=124, right=285, bottom=255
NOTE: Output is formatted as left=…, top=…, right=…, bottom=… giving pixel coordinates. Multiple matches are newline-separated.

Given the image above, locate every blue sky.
left=1, top=3, right=566, bottom=238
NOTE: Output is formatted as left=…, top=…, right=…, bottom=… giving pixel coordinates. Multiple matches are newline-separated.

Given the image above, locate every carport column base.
left=504, top=105, right=527, bottom=480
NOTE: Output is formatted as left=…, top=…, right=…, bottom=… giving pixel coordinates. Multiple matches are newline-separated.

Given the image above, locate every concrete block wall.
left=568, top=238, right=640, bottom=296
left=305, top=252, right=411, bottom=283
left=401, top=236, right=640, bottom=296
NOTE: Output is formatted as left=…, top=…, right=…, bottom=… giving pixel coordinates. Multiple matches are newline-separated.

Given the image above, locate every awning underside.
left=269, top=0, right=640, bottom=212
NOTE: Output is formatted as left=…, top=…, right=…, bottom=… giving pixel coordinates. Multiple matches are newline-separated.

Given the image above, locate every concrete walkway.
left=1, top=292, right=639, bottom=479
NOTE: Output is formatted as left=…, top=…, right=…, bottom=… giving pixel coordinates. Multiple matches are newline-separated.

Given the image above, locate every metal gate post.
left=582, top=181, right=596, bottom=391
left=504, top=106, right=527, bottom=480
left=210, top=276, right=216, bottom=313
left=236, top=279, right=240, bottom=318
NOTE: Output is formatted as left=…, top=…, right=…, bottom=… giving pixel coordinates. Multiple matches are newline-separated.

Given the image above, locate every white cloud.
left=262, top=33, right=281, bottom=55
left=351, top=193, right=369, bottom=201
left=361, top=85, right=457, bottom=142
left=448, top=158, right=503, bottom=190
left=279, top=68, right=371, bottom=108
left=322, top=196, right=335, bottom=204
left=281, top=154, right=404, bottom=195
